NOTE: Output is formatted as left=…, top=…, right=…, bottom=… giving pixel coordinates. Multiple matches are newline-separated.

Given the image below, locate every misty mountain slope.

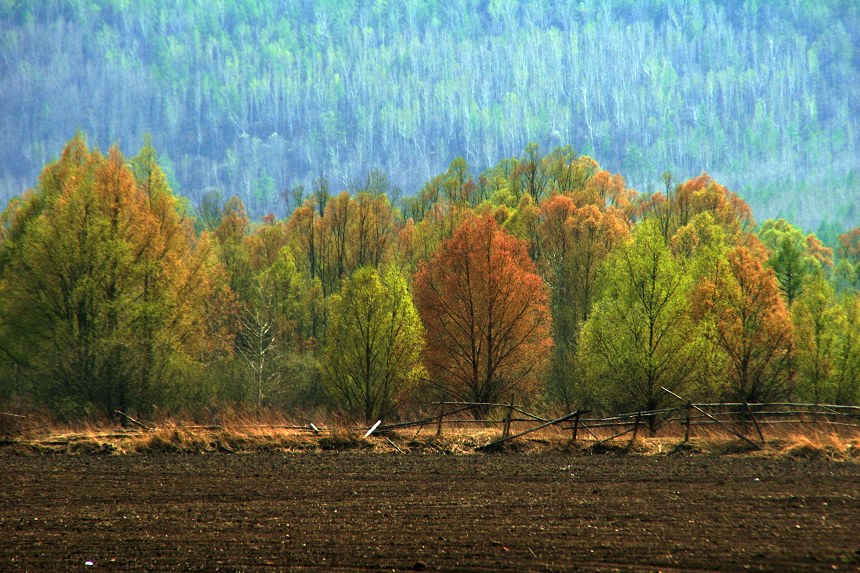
left=0, top=0, right=857, bottom=232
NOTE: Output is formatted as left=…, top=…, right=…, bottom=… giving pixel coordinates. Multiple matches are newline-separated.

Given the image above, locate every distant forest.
left=1, top=0, right=858, bottom=239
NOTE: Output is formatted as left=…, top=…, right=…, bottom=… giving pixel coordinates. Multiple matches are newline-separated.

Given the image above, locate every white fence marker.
left=364, top=420, right=382, bottom=438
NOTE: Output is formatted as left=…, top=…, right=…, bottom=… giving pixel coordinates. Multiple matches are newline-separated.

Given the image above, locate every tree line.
left=1, top=135, right=859, bottom=423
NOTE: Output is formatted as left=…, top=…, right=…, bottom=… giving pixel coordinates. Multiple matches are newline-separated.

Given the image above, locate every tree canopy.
left=414, top=213, right=552, bottom=413
left=0, top=135, right=229, bottom=419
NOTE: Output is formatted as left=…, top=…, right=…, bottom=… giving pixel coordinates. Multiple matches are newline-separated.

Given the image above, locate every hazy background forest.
left=1, top=0, right=858, bottom=239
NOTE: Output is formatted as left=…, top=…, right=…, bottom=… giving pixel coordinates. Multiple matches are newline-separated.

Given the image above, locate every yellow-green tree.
left=323, top=266, right=425, bottom=423
left=0, top=135, right=229, bottom=419
left=214, top=195, right=252, bottom=299
left=792, top=273, right=839, bottom=403
left=831, top=294, right=860, bottom=405
left=579, top=220, right=705, bottom=417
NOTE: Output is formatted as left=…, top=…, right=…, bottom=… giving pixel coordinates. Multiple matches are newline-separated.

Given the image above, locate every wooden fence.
left=368, top=391, right=860, bottom=450
left=4, top=391, right=859, bottom=448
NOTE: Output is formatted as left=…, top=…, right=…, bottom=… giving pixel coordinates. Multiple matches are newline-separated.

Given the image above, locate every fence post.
left=571, top=411, right=581, bottom=442
left=435, top=399, right=445, bottom=438
left=502, top=401, right=514, bottom=438
left=684, top=403, right=692, bottom=443
left=629, top=411, right=641, bottom=447
left=744, top=401, right=765, bottom=444
left=662, top=387, right=759, bottom=448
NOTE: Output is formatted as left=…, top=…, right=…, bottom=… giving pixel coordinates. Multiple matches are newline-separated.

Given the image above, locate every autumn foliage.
left=0, top=135, right=229, bottom=418
left=693, top=241, right=794, bottom=402
left=414, top=214, right=551, bottom=411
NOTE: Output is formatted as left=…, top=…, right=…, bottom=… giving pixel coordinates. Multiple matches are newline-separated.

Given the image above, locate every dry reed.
left=1, top=411, right=857, bottom=459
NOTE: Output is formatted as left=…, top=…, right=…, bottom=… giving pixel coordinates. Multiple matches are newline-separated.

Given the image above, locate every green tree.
left=832, top=259, right=858, bottom=293
left=758, top=219, right=821, bottom=305
left=214, top=195, right=252, bottom=299
left=831, top=294, right=860, bottom=405
left=578, top=220, right=704, bottom=419
left=197, top=189, right=224, bottom=232
left=792, top=273, right=839, bottom=403
left=323, top=266, right=425, bottom=423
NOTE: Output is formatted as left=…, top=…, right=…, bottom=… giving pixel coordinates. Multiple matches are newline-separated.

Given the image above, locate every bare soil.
left=1, top=450, right=858, bottom=572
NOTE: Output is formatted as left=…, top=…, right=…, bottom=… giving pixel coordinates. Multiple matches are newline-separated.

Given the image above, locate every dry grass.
left=1, top=414, right=858, bottom=459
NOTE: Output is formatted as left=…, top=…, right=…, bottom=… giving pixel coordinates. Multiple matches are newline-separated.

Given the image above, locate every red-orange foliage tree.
left=641, top=173, right=754, bottom=241
left=837, top=228, right=860, bottom=265
left=414, top=214, right=551, bottom=413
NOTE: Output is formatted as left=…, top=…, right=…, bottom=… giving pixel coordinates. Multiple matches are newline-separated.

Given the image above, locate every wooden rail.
left=5, top=400, right=856, bottom=445
left=368, top=397, right=860, bottom=448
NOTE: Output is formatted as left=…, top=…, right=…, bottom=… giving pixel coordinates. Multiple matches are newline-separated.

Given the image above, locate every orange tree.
left=537, top=194, right=630, bottom=409
left=692, top=239, right=795, bottom=402
left=414, top=213, right=551, bottom=414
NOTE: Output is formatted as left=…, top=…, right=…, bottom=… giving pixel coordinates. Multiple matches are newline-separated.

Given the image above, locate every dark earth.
left=1, top=452, right=858, bottom=572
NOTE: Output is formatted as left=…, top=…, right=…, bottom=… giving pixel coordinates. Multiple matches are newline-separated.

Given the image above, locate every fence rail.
left=371, top=395, right=860, bottom=449
left=3, top=399, right=859, bottom=446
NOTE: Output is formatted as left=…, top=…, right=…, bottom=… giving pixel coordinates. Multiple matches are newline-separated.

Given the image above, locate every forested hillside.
left=1, top=0, right=858, bottom=236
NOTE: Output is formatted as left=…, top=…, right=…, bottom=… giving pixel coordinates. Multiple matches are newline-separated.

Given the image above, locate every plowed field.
left=2, top=452, right=858, bottom=572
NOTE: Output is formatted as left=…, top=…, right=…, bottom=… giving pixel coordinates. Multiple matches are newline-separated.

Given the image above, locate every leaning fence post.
left=435, top=399, right=445, bottom=438
left=477, top=410, right=585, bottom=451
left=114, top=410, right=150, bottom=431
left=744, top=401, right=765, bottom=444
